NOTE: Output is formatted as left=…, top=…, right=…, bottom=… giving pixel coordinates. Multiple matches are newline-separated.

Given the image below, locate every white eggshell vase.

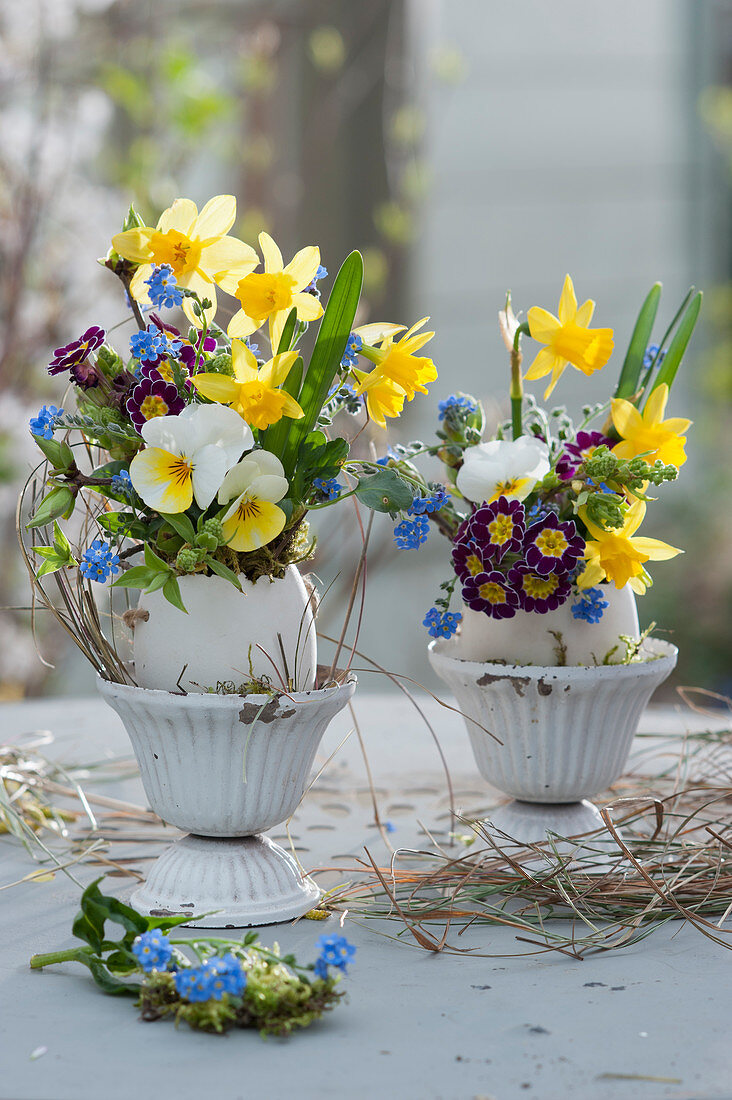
left=98, top=674, right=356, bottom=927
left=429, top=592, right=677, bottom=852
left=132, top=565, right=317, bottom=694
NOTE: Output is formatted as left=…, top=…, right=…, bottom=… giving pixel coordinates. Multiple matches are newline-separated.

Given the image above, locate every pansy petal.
left=218, top=459, right=263, bottom=504
left=284, top=245, right=320, bottom=289
left=223, top=500, right=286, bottom=552
left=248, top=473, right=289, bottom=503
left=129, top=448, right=193, bottom=513
left=190, top=444, right=229, bottom=510
left=194, top=195, right=236, bottom=240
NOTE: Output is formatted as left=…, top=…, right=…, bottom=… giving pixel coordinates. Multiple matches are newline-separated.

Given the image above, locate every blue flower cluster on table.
left=145, top=265, right=184, bottom=310
left=29, top=405, right=64, bottom=440
left=79, top=540, right=120, bottom=583
left=175, top=954, right=247, bottom=1002
left=313, top=933, right=357, bottom=980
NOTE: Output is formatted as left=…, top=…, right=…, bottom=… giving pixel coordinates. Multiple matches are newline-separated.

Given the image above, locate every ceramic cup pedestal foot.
left=130, top=834, right=320, bottom=928
left=480, top=799, right=622, bottom=869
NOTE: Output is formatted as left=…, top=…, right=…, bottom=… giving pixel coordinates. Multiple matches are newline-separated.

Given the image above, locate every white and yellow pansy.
left=217, top=450, right=289, bottom=552
left=129, top=404, right=252, bottom=514
left=456, top=437, right=550, bottom=504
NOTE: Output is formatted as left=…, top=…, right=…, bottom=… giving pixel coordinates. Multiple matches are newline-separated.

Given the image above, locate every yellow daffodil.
left=112, top=195, right=258, bottom=326
left=611, top=383, right=691, bottom=468
left=217, top=450, right=289, bottom=552
left=525, top=275, right=614, bottom=399
left=228, top=232, right=324, bottom=351
left=577, top=499, right=681, bottom=594
left=130, top=404, right=252, bottom=514
left=192, top=340, right=304, bottom=431
left=351, top=318, right=437, bottom=429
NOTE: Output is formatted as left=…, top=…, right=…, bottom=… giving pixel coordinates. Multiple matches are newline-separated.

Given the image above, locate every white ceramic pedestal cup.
left=428, top=637, right=677, bottom=853
left=97, top=674, right=356, bottom=927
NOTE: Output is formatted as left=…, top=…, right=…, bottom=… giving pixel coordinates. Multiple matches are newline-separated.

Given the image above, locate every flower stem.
left=30, top=946, right=91, bottom=969
left=511, top=323, right=530, bottom=440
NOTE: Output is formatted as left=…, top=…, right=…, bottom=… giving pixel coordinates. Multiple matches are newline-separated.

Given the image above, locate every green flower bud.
left=194, top=532, right=218, bottom=552
left=200, top=518, right=224, bottom=542
left=176, top=548, right=200, bottom=573
left=206, top=353, right=234, bottom=377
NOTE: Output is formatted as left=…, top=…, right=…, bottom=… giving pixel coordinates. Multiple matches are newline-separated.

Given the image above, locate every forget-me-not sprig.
left=307, top=264, right=328, bottom=292
left=340, top=332, right=363, bottom=369
left=438, top=394, right=477, bottom=421
left=313, top=934, right=356, bottom=980
left=312, top=476, right=341, bottom=501
left=642, top=343, right=666, bottom=371
left=393, top=514, right=429, bottom=550
left=132, top=930, right=173, bottom=973
left=175, top=955, right=247, bottom=1002
left=423, top=607, right=462, bottom=639
left=145, top=265, right=184, bottom=310
left=571, top=586, right=609, bottom=624
left=110, top=469, right=134, bottom=500
left=409, top=487, right=448, bottom=515
left=130, top=323, right=182, bottom=364
left=79, top=540, right=120, bottom=583
left=29, top=405, right=64, bottom=440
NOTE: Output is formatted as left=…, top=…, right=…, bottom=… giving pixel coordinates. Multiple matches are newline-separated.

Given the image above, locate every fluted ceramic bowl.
left=428, top=639, right=676, bottom=846
left=98, top=674, right=356, bottom=926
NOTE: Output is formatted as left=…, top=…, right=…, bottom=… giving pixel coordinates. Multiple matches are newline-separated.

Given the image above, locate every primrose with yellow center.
left=507, top=564, right=572, bottom=614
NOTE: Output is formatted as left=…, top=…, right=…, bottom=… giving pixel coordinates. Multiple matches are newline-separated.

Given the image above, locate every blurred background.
left=1, top=0, right=731, bottom=698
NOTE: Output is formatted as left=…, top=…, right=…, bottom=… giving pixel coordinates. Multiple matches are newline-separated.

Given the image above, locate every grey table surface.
left=0, top=691, right=730, bottom=1100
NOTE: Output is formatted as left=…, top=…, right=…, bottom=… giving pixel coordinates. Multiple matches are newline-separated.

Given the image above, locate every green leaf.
left=354, top=468, right=414, bottom=513
left=32, top=435, right=75, bottom=472
left=111, top=565, right=159, bottom=590
left=160, top=511, right=196, bottom=544
left=36, top=555, right=70, bottom=579
left=27, top=486, right=75, bottom=529
left=143, top=571, right=169, bottom=594
left=288, top=432, right=350, bottom=505
left=614, top=283, right=662, bottom=400
left=276, top=307, right=299, bottom=353
left=280, top=251, right=363, bottom=476
left=206, top=557, right=243, bottom=590
left=163, top=574, right=187, bottom=613
left=144, top=542, right=172, bottom=574
left=649, top=291, right=702, bottom=399
left=260, top=356, right=304, bottom=460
